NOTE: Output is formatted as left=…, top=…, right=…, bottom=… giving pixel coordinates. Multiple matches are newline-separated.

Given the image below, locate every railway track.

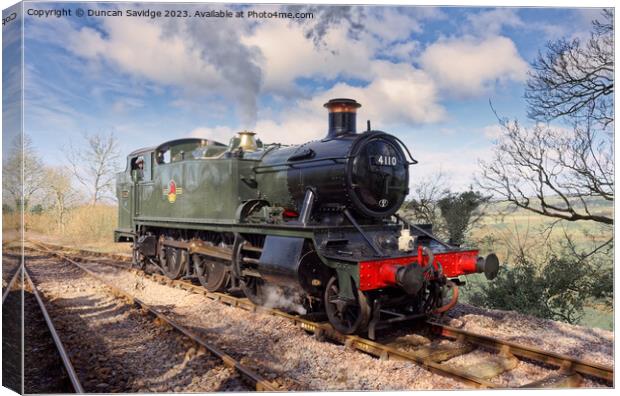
left=2, top=249, right=22, bottom=303
left=2, top=261, right=21, bottom=304
left=27, top=240, right=614, bottom=389
left=23, top=247, right=280, bottom=392
left=23, top=268, right=84, bottom=393
left=3, top=246, right=78, bottom=393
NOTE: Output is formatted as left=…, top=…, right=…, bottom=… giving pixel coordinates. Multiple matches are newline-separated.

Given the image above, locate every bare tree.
left=525, top=9, right=614, bottom=128
left=43, top=167, right=75, bottom=233
left=403, top=171, right=450, bottom=225
left=67, top=132, right=120, bottom=205
left=479, top=120, right=613, bottom=225
left=2, top=135, right=45, bottom=211
left=480, top=10, right=614, bottom=227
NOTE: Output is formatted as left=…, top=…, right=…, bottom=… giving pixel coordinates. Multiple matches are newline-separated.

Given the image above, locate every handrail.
left=252, top=156, right=351, bottom=173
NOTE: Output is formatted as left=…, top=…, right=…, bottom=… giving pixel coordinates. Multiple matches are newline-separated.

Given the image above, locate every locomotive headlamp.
left=324, top=98, right=361, bottom=138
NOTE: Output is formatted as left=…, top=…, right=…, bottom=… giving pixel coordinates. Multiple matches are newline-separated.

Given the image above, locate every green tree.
left=29, top=204, right=44, bottom=215
left=437, top=190, right=490, bottom=245
left=470, top=11, right=613, bottom=326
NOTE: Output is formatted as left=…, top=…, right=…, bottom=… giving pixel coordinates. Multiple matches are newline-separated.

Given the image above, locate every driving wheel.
left=240, top=276, right=265, bottom=306
left=162, top=246, right=186, bottom=279
left=324, top=276, right=370, bottom=334
left=192, top=254, right=230, bottom=292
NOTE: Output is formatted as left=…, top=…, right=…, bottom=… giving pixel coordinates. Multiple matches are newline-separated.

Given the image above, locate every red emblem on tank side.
left=167, top=180, right=177, bottom=203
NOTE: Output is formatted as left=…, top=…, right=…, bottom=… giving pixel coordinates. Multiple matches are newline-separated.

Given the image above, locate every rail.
left=2, top=265, right=21, bottom=304
left=24, top=268, right=84, bottom=393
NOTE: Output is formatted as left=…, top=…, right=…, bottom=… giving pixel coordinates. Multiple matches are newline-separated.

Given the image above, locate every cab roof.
left=127, top=138, right=226, bottom=157
left=156, top=138, right=226, bottom=151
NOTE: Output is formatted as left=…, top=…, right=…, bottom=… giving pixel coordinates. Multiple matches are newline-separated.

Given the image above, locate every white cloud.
left=464, top=8, right=585, bottom=43
left=420, top=35, right=529, bottom=97
left=111, top=98, right=145, bottom=114
left=352, top=61, right=446, bottom=125
left=411, top=144, right=493, bottom=190
left=241, top=7, right=448, bottom=96
left=58, top=9, right=447, bottom=122
left=38, top=14, right=263, bottom=124
left=465, top=9, right=524, bottom=36
left=363, top=8, right=424, bottom=43
left=26, top=4, right=532, bottom=152
left=66, top=19, right=223, bottom=93
left=265, top=61, right=446, bottom=141
left=241, top=21, right=375, bottom=95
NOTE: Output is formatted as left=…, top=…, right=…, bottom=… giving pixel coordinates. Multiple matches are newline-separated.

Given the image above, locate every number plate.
left=372, top=155, right=398, bottom=166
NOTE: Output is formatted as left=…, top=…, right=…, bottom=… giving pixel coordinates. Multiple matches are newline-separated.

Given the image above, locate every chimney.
left=323, top=98, right=361, bottom=139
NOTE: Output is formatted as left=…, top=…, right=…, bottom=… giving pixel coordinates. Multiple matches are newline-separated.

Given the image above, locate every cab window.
left=157, top=149, right=171, bottom=164
left=130, top=155, right=152, bottom=182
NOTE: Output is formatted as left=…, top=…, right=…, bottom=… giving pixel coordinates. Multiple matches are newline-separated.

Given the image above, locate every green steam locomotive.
left=115, top=98, right=499, bottom=338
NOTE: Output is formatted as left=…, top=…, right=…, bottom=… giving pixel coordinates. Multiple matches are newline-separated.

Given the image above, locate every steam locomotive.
left=115, top=98, right=499, bottom=338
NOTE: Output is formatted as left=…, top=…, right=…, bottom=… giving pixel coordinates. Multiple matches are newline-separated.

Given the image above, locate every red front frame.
left=358, top=248, right=479, bottom=291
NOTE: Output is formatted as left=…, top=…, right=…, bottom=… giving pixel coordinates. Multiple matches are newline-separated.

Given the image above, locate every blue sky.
left=17, top=2, right=608, bottom=189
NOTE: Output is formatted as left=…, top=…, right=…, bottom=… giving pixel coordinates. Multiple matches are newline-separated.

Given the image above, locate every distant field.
left=469, top=198, right=613, bottom=262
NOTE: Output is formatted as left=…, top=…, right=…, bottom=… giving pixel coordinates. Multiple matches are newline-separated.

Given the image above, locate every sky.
left=14, top=2, right=609, bottom=190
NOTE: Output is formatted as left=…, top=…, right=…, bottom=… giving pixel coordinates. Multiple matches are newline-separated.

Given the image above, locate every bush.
left=469, top=244, right=612, bottom=324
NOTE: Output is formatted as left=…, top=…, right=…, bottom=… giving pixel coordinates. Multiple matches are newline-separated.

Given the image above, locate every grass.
left=468, top=199, right=612, bottom=262
left=14, top=204, right=130, bottom=254
left=580, top=305, right=614, bottom=331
